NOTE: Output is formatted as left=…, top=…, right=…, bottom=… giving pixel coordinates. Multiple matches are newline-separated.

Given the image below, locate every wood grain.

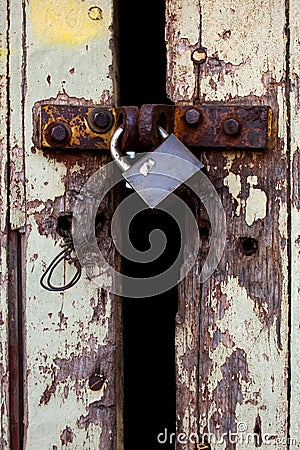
left=166, top=0, right=291, bottom=448
left=0, top=2, right=10, bottom=448
left=5, top=0, right=120, bottom=448
left=290, top=0, right=300, bottom=445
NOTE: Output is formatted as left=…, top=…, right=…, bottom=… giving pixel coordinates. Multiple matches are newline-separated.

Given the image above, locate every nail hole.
left=57, top=215, right=72, bottom=238
left=88, top=6, right=103, bottom=21
left=199, top=222, right=211, bottom=249
left=239, top=237, right=258, bottom=256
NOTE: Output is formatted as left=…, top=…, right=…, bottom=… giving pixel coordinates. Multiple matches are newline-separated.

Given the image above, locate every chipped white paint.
left=165, top=0, right=200, bottom=102
left=211, top=277, right=288, bottom=448
left=8, top=0, right=26, bottom=229
left=245, top=176, right=267, bottom=226
left=167, top=0, right=286, bottom=103
left=168, top=0, right=290, bottom=448
left=224, top=172, right=242, bottom=216
left=290, top=0, right=300, bottom=444
left=0, top=0, right=119, bottom=447
left=0, top=2, right=10, bottom=447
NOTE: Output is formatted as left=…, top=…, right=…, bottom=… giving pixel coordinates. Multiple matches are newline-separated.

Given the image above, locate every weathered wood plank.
left=0, top=2, right=10, bottom=448
left=290, top=0, right=300, bottom=445
left=14, top=0, right=120, bottom=447
left=167, top=1, right=290, bottom=448
left=8, top=0, right=26, bottom=229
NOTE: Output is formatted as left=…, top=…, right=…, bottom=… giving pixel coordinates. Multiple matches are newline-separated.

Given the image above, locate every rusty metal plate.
left=173, top=104, right=275, bottom=150
left=40, top=104, right=117, bottom=151
left=39, top=103, right=275, bottom=152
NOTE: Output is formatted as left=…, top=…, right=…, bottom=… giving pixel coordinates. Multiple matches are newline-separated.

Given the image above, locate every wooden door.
left=0, top=0, right=299, bottom=449
left=166, top=0, right=299, bottom=448
left=1, top=0, right=121, bottom=448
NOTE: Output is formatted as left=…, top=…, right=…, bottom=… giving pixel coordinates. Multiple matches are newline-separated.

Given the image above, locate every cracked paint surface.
left=2, top=0, right=119, bottom=447
left=169, top=0, right=291, bottom=448
left=245, top=175, right=267, bottom=226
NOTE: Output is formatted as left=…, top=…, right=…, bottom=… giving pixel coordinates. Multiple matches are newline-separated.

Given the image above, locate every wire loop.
left=40, top=237, right=81, bottom=292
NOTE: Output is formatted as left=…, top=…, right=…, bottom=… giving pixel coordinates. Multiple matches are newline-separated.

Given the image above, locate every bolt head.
left=94, top=111, right=110, bottom=128
left=51, top=125, right=68, bottom=142
left=88, top=374, right=105, bottom=392
left=185, top=108, right=201, bottom=125
left=88, top=107, right=114, bottom=133
left=44, top=121, right=72, bottom=147
left=223, top=118, right=240, bottom=136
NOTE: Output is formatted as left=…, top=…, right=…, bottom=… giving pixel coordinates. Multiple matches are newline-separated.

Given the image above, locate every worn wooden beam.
left=0, top=1, right=10, bottom=448
left=4, top=0, right=121, bottom=447
left=289, top=0, right=300, bottom=445
left=166, top=1, right=290, bottom=448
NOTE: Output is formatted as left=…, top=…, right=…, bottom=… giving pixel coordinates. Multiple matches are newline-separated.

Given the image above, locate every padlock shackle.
left=157, top=125, right=169, bottom=140
left=110, top=126, right=132, bottom=172
left=110, top=125, right=168, bottom=172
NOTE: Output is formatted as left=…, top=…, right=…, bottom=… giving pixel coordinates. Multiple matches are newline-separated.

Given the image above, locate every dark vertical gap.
left=117, top=0, right=177, bottom=449
left=7, top=231, right=24, bottom=450
left=122, top=209, right=179, bottom=450
left=284, top=0, right=292, bottom=447
left=6, top=0, right=24, bottom=446
left=118, top=0, right=172, bottom=107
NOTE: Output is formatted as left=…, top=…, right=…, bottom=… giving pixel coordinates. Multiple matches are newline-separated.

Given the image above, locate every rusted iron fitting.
left=39, top=103, right=275, bottom=153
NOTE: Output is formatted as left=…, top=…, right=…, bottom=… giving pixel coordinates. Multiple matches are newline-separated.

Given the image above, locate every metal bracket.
left=38, top=103, right=276, bottom=153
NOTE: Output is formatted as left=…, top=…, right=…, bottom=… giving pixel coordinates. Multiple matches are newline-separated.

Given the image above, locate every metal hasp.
left=38, top=103, right=276, bottom=153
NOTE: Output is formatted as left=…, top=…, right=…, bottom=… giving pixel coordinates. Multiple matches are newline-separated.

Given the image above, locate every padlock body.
left=123, top=134, right=204, bottom=208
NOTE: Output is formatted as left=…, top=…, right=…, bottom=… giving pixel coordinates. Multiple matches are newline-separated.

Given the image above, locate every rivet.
left=223, top=118, right=240, bottom=136
left=88, top=374, right=105, bottom=392
left=191, top=47, right=207, bottom=64
left=185, top=108, right=201, bottom=125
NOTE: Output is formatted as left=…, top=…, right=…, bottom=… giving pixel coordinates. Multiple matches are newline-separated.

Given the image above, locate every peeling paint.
left=224, top=172, right=242, bottom=216
left=245, top=175, right=267, bottom=226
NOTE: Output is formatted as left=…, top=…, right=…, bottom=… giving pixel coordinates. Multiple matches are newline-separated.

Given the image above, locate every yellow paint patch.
left=0, top=48, right=8, bottom=59
left=29, top=0, right=109, bottom=47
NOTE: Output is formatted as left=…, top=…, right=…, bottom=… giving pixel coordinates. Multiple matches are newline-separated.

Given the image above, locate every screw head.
left=223, top=118, right=240, bottom=136
left=44, top=121, right=72, bottom=147
left=88, top=107, right=114, bottom=133
left=88, top=374, right=105, bottom=392
left=185, top=108, right=201, bottom=125
left=191, top=47, right=207, bottom=64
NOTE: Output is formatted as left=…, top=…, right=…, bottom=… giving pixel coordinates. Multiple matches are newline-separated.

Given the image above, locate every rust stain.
left=60, top=426, right=74, bottom=445
left=202, top=52, right=250, bottom=86
left=39, top=345, right=115, bottom=405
